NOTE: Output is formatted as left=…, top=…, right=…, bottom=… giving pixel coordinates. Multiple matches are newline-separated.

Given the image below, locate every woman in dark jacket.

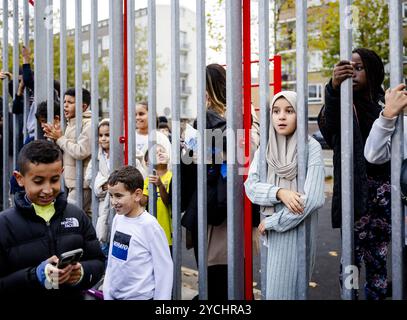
left=318, top=48, right=391, bottom=300
left=181, top=64, right=228, bottom=300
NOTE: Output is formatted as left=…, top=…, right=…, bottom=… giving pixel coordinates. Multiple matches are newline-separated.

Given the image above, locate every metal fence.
left=0, top=0, right=405, bottom=300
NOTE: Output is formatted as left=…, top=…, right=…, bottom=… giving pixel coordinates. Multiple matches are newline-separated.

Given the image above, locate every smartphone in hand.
left=57, top=248, right=83, bottom=269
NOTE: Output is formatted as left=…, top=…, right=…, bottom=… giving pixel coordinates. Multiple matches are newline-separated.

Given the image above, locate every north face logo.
left=61, top=217, right=79, bottom=228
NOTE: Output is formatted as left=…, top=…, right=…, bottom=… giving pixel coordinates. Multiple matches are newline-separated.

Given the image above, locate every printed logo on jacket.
left=112, top=231, right=131, bottom=261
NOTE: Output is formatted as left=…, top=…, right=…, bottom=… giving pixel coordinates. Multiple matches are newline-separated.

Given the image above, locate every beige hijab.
left=263, top=91, right=298, bottom=216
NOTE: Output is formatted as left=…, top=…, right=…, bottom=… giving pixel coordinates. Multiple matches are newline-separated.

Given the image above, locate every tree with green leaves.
left=309, top=0, right=391, bottom=79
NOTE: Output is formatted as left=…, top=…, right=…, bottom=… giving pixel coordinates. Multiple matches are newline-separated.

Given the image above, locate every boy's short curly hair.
left=18, top=140, right=63, bottom=175
left=107, top=166, right=144, bottom=193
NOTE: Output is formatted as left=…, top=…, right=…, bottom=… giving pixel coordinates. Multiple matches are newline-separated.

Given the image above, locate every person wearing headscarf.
left=245, top=91, right=325, bottom=299
left=318, top=48, right=391, bottom=300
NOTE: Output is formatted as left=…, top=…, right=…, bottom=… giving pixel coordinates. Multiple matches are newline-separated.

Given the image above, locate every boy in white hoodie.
left=43, top=88, right=92, bottom=216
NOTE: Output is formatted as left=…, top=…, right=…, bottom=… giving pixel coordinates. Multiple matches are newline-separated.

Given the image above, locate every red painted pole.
left=123, top=0, right=129, bottom=165
left=243, top=0, right=253, bottom=301
left=273, top=55, right=282, bottom=94
left=29, top=0, right=34, bottom=6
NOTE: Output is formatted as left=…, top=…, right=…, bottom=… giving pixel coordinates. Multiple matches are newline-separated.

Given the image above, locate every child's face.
left=271, top=97, right=297, bottom=136
left=135, top=104, right=148, bottom=131
left=14, top=160, right=63, bottom=206
left=156, top=145, right=169, bottom=165
left=98, top=125, right=110, bottom=151
left=159, top=127, right=170, bottom=137
left=108, top=182, right=142, bottom=216
left=63, top=95, right=76, bottom=120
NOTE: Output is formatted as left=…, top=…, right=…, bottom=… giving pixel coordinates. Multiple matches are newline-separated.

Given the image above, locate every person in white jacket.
left=43, top=88, right=92, bottom=215
left=364, top=83, right=407, bottom=164
left=85, top=119, right=111, bottom=254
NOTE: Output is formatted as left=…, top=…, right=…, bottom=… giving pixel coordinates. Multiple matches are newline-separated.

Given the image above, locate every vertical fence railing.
left=23, top=0, right=30, bottom=143
left=127, top=0, right=136, bottom=167
left=171, top=0, right=182, bottom=300
left=47, top=0, right=54, bottom=123
left=60, top=0, right=67, bottom=133
left=196, top=0, right=208, bottom=300
left=34, top=1, right=47, bottom=138
left=109, top=0, right=124, bottom=170
left=242, top=0, right=253, bottom=300
left=90, top=0, right=99, bottom=228
left=12, top=0, right=19, bottom=171
left=258, top=0, right=270, bottom=301
left=226, top=0, right=244, bottom=300
left=296, top=0, right=310, bottom=300
left=389, top=0, right=405, bottom=300
left=340, top=0, right=354, bottom=300
left=147, top=0, right=158, bottom=218
left=2, top=0, right=10, bottom=209
left=75, top=0, right=84, bottom=208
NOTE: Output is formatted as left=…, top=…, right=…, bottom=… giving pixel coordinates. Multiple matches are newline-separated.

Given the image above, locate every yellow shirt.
left=143, top=171, right=172, bottom=245
left=32, top=202, right=56, bottom=223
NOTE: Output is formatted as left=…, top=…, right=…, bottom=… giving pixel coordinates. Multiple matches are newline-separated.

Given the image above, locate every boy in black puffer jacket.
left=0, top=140, right=105, bottom=300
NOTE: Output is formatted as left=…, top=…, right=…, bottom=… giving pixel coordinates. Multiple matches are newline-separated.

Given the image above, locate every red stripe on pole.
left=29, top=0, right=34, bottom=6
left=123, top=0, right=129, bottom=165
left=273, top=55, right=282, bottom=94
left=243, top=0, right=253, bottom=301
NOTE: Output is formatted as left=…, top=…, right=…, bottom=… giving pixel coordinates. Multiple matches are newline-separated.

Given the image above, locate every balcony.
left=180, top=64, right=190, bottom=75
left=180, top=41, right=190, bottom=52
left=181, top=86, right=192, bottom=97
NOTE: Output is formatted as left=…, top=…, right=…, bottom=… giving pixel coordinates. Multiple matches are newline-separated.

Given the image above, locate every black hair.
left=158, top=122, right=170, bottom=130
left=137, top=101, right=148, bottom=110
left=35, top=100, right=61, bottom=120
left=64, top=87, right=91, bottom=107
left=352, top=48, right=385, bottom=101
left=53, top=80, right=61, bottom=97
left=107, top=165, right=144, bottom=193
left=18, top=140, right=63, bottom=175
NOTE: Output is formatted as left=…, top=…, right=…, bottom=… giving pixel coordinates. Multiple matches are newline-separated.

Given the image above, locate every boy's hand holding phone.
left=36, top=255, right=74, bottom=287
left=149, top=171, right=163, bottom=188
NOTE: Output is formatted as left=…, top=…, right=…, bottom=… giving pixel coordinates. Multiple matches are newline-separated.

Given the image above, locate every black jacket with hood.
left=0, top=192, right=105, bottom=299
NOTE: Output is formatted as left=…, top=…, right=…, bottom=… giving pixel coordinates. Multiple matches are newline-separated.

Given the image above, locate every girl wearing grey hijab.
left=245, top=91, right=325, bottom=299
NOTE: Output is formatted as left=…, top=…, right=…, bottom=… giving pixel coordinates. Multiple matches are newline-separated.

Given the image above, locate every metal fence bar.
left=23, top=0, right=30, bottom=143
left=339, top=0, right=354, bottom=300
left=258, top=0, right=270, bottom=301
left=127, top=0, right=136, bottom=167
left=34, top=0, right=47, bottom=139
left=147, top=0, right=158, bottom=217
left=389, top=0, right=405, bottom=300
left=2, top=0, right=10, bottom=209
left=12, top=0, right=19, bottom=171
left=171, top=0, right=182, bottom=300
left=60, top=0, right=67, bottom=133
left=109, top=0, right=124, bottom=170
left=90, top=0, right=99, bottom=228
left=296, top=0, right=309, bottom=300
left=75, top=0, right=84, bottom=208
left=47, top=0, right=54, bottom=122
left=226, top=0, right=244, bottom=300
left=196, top=0, right=208, bottom=300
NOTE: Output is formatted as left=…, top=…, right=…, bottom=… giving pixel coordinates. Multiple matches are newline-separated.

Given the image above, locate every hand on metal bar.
left=332, top=60, right=356, bottom=91
left=383, top=83, right=407, bottom=118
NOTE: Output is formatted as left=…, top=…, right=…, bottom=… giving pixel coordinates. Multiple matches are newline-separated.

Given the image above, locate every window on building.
left=403, top=2, right=407, bottom=19
left=82, top=60, right=90, bottom=73
left=82, top=40, right=89, bottom=55
left=102, top=35, right=109, bottom=51
left=180, top=31, right=188, bottom=49
left=308, top=51, right=323, bottom=72
left=308, top=83, right=323, bottom=104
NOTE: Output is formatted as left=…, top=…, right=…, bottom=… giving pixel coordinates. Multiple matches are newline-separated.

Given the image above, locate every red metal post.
left=242, top=0, right=253, bottom=301
left=123, top=0, right=129, bottom=164
left=29, top=0, right=34, bottom=6
left=273, top=55, right=282, bottom=94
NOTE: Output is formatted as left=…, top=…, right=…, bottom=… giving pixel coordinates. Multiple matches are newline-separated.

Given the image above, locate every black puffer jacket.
left=318, top=80, right=389, bottom=228
left=0, top=192, right=105, bottom=299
